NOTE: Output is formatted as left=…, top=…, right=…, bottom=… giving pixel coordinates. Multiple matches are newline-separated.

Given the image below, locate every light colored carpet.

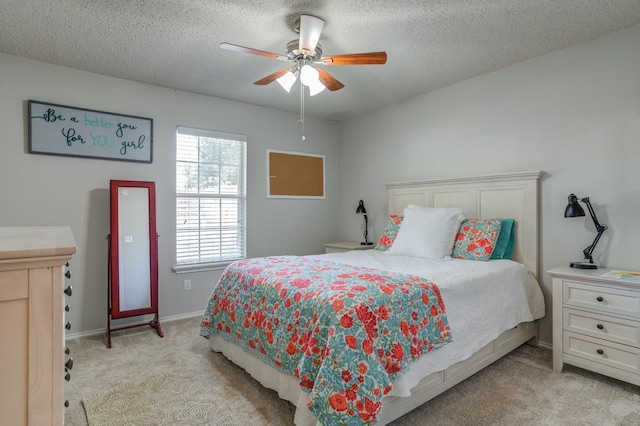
left=65, top=317, right=640, bottom=426
left=82, top=370, right=241, bottom=425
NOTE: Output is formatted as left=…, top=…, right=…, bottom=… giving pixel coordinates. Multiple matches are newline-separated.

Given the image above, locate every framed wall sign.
left=267, top=149, right=325, bottom=199
left=28, top=100, right=153, bottom=163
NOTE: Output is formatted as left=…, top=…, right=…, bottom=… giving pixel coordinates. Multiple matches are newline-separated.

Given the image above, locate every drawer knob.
left=65, top=347, right=70, bottom=355
left=596, top=323, right=604, bottom=330
left=65, top=270, right=72, bottom=279
left=65, top=372, right=71, bottom=382
left=596, top=296, right=604, bottom=302
left=596, top=349, right=604, bottom=355
left=65, top=321, right=71, bottom=330
left=65, top=305, right=70, bottom=312
left=64, top=400, right=69, bottom=408
left=64, top=286, right=73, bottom=297
left=65, top=358, right=74, bottom=370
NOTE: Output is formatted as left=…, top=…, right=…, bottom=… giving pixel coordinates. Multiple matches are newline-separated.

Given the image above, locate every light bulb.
left=299, top=64, right=319, bottom=87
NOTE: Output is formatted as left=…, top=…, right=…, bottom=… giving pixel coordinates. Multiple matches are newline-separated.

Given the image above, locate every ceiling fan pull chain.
left=300, top=79, right=306, bottom=140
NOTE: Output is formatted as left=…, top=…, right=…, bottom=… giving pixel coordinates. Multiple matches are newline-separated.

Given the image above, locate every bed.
left=200, top=171, right=546, bottom=425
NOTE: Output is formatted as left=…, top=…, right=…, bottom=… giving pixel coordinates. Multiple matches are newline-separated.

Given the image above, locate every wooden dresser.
left=549, top=266, right=640, bottom=386
left=0, top=227, right=76, bottom=426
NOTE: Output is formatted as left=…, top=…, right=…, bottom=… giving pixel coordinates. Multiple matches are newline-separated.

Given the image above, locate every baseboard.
left=65, top=310, right=205, bottom=340
left=538, top=340, right=552, bottom=351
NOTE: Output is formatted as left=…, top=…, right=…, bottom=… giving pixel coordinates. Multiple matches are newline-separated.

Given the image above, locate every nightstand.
left=323, top=241, right=375, bottom=254
left=548, top=266, right=640, bottom=386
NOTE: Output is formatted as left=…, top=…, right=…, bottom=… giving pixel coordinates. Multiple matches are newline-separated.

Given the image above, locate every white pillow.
left=389, top=205, right=464, bottom=259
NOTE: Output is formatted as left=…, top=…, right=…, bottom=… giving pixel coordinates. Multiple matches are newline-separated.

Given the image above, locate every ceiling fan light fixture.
left=221, top=13, right=387, bottom=107
left=276, top=70, right=297, bottom=93
left=299, top=64, right=319, bottom=87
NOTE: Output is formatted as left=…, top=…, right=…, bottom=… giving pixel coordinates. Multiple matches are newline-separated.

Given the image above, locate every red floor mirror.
left=107, top=180, right=162, bottom=347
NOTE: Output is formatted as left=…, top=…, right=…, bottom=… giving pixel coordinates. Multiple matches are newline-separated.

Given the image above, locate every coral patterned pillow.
left=451, top=218, right=502, bottom=261
left=374, top=214, right=403, bottom=251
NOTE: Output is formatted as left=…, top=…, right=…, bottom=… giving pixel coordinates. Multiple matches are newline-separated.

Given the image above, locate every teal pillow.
left=490, top=219, right=515, bottom=260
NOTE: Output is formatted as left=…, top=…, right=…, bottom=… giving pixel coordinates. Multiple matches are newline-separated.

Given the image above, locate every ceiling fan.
left=220, top=14, right=387, bottom=96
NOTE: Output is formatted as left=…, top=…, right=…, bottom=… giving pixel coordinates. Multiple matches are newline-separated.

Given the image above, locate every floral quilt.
left=200, top=256, right=452, bottom=425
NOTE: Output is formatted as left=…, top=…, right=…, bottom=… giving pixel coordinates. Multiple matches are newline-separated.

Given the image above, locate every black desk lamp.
left=356, top=200, right=373, bottom=245
left=564, top=194, right=608, bottom=269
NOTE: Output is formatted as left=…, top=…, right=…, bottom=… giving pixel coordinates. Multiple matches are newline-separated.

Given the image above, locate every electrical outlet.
left=183, top=279, right=191, bottom=291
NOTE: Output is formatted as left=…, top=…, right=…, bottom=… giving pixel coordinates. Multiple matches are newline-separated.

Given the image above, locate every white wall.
left=0, top=53, right=340, bottom=335
left=337, top=23, right=640, bottom=346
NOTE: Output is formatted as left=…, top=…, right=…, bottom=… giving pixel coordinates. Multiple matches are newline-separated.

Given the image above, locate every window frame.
left=172, top=126, right=247, bottom=273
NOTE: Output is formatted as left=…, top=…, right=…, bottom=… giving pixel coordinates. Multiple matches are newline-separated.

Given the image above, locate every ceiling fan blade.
left=298, top=14, right=325, bottom=55
left=322, top=52, right=387, bottom=66
left=220, top=42, right=289, bottom=61
left=317, top=68, right=344, bottom=92
left=254, top=67, right=291, bottom=85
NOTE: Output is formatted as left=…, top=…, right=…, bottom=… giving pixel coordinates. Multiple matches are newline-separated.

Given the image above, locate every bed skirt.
left=210, top=320, right=538, bottom=425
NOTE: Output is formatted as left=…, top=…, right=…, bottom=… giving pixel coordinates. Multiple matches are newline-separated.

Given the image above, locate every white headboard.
left=385, top=171, right=544, bottom=278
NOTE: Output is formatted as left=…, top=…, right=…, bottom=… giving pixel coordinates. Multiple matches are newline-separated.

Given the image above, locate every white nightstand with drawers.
left=323, top=241, right=375, bottom=254
left=549, top=266, right=640, bottom=386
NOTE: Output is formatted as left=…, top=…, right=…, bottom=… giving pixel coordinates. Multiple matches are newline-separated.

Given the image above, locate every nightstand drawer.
left=564, top=308, right=640, bottom=348
left=564, top=280, right=640, bottom=319
left=564, top=332, right=640, bottom=374
left=324, top=242, right=374, bottom=254
left=325, top=247, right=346, bottom=254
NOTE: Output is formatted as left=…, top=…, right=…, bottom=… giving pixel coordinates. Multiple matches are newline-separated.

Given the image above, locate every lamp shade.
left=356, top=200, right=367, bottom=215
left=299, top=64, right=320, bottom=87
left=308, top=79, right=326, bottom=96
left=299, top=14, right=325, bottom=55
left=564, top=194, right=586, bottom=218
left=276, top=71, right=297, bottom=93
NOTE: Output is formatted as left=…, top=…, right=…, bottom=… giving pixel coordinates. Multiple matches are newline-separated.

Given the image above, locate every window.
left=175, top=126, right=247, bottom=269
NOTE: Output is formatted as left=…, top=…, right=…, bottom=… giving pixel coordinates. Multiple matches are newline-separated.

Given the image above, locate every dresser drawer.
left=564, top=332, right=640, bottom=375
left=564, top=308, right=640, bottom=348
left=563, top=280, right=640, bottom=319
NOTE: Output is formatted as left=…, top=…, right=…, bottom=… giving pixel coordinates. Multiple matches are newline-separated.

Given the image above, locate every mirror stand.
left=106, top=180, right=163, bottom=348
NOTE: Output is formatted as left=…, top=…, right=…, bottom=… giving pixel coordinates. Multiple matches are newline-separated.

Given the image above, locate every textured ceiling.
left=1, top=1, right=639, bottom=121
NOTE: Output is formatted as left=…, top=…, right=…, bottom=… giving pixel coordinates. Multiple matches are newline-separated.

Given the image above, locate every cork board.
left=267, top=150, right=325, bottom=198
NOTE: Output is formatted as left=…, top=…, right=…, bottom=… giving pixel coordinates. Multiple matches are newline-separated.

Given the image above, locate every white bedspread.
left=308, top=250, right=545, bottom=397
